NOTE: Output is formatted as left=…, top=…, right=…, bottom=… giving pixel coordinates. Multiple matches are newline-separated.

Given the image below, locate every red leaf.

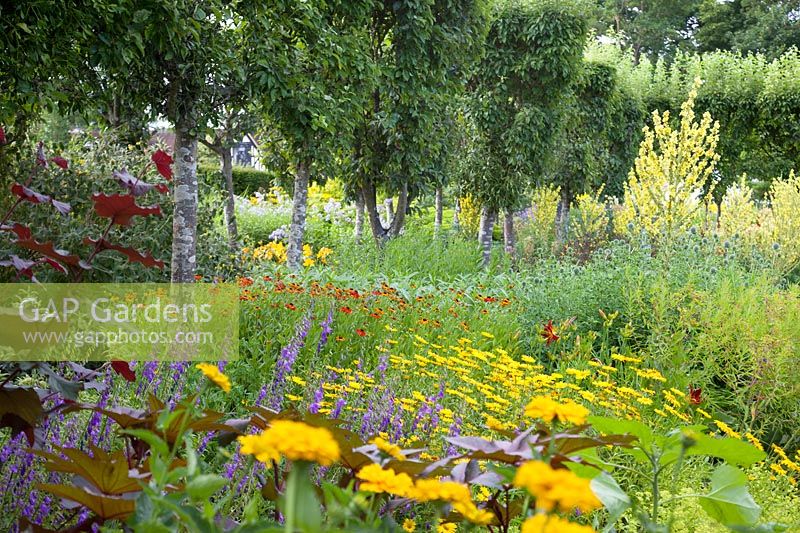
left=14, top=238, right=87, bottom=267
left=152, top=150, right=173, bottom=180
left=113, top=169, right=164, bottom=196
left=11, top=183, right=71, bottom=215
left=84, top=237, right=165, bottom=269
left=0, top=388, right=43, bottom=446
left=1, top=223, right=32, bottom=240
left=111, top=361, right=136, bottom=382
left=0, top=126, right=6, bottom=145
left=50, top=156, right=68, bottom=169
left=43, top=257, right=68, bottom=274
left=0, top=255, right=37, bottom=280
left=91, top=193, right=161, bottom=226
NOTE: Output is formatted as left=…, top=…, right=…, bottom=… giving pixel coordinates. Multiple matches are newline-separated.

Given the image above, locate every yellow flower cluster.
left=513, top=461, right=601, bottom=513
left=521, top=513, right=596, bottom=533
left=524, top=396, right=589, bottom=425
left=413, top=478, right=493, bottom=525
left=370, top=436, right=405, bottom=461
left=238, top=420, right=341, bottom=466
left=615, top=78, right=720, bottom=241
left=356, top=465, right=492, bottom=525
left=246, top=241, right=287, bottom=263
left=573, top=186, right=609, bottom=245
left=244, top=242, right=333, bottom=267
left=356, top=463, right=415, bottom=496
left=195, top=363, right=231, bottom=393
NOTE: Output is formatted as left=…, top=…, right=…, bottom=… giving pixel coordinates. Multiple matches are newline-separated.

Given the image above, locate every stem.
left=285, top=463, right=299, bottom=533
left=0, top=198, right=22, bottom=228
left=76, top=219, right=114, bottom=282
left=650, top=448, right=660, bottom=524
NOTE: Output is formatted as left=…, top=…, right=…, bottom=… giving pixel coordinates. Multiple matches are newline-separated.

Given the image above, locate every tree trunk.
left=453, top=197, right=461, bottom=230
left=555, top=187, right=571, bottom=245
left=478, top=206, right=496, bottom=268
left=383, top=197, right=394, bottom=228
left=361, top=180, right=409, bottom=244
left=287, top=160, right=310, bottom=271
left=503, top=209, right=515, bottom=258
left=171, top=125, right=199, bottom=283
left=221, top=147, right=239, bottom=251
left=354, top=193, right=365, bottom=243
left=388, top=182, right=408, bottom=238
left=362, top=181, right=387, bottom=245
left=434, top=187, right=443, bottom=235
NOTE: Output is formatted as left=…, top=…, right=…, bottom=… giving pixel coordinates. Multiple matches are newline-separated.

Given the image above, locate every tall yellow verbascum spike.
left=617, top=77, right=720, bottom=241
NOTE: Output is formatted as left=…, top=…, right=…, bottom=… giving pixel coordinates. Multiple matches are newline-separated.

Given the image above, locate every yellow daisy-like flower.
left=370, top=436, right=405, bottom=461
left=437, top=521, right=457, bottom=533
left=521, top=513, right=596, bottom=533
left=413, top=478, right=472, bottom=503
left=195, top=363, right=231, bottom=393
left=356, top=463, right=414, bottom=497
left=513, top=461, right=601, bottom=513
left=237, top=420, right=340, bottom=466
left=402, top=518, right=416, bottom=532
left=524, top=396, right=589, bottom=425
left=713, top=419, right=741, bottom=439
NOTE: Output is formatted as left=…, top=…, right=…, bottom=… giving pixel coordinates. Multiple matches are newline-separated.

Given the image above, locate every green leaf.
left=591, top=472, right=632, bottom=532
left=588, top=415, right=652, bottom=449
left=683, top=430, right=766, bottom=467
left=187, top=474, right=227, bottom=502
left=122, top=429, right=170, bottom=457
left=698, top=465, right=761, bottom=527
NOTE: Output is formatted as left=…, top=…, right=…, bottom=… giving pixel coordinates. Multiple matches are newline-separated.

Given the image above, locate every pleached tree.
left=462, top=0, right=587, bottom=265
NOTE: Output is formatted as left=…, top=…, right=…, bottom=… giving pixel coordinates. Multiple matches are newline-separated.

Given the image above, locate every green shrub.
left=198, top=164, right=275, bottom=195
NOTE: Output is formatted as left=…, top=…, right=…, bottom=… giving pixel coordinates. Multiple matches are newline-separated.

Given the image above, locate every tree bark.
left=383, top=197, right=394, bottom=228
left=354, top=193, right=365, bottom=243
left=362, top=181, right=387, bottom=245
left=555, top=187, right=571, bottom=245
left=478, top=206, right=496, bottom=268
left=287, top=160, right=310, bottom=271
left=453, top=197, right=461, bottom=230
left=389, top=182, right=408, bottom=238
left=434, top=187, right=443, bottom=235
left=171, top=124, right=199, bottom=283
left=221, top=147, right=239, bottom=251
left=361, top=180, right=409, bottom=244
left=503, top=209, right=515, bottom=258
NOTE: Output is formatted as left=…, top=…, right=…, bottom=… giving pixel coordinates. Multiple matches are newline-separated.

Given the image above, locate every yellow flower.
left=713, top=420, right=741, bottom=439
left=402, top=518, right=416, bottom=532
left=356, top=463, right=414, bottom=497
left=303, top=257, right=316, bottom=267
left=513, top=461, right=601, bottom=513
left=521, top=514, right=596, bottom=533
left=524, top=396, right=589, bottom=425
left=370, top=436, right=405, bottom=461
left=238, top=420, right=340, bottom=466
left=413, top=478, right=472, bottom=503
left=316, top=247, right=333, bottom=264
left=437, top=522, right=456, bottom=533
left=195, top=363, right=231, bottom=393
left=480, top=331, right=495, bottom=339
